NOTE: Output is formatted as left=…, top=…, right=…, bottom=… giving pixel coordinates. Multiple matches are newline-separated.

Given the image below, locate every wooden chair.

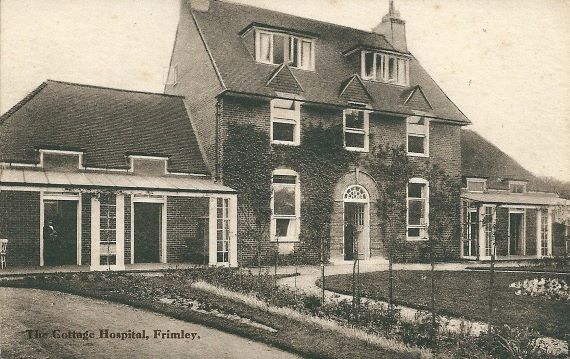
left=0, top=239, right=7, bottom=269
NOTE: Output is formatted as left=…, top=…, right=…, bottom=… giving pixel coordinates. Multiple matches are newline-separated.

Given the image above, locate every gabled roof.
left=189, top=0, right=470, bottom=124
left=340, top=75, right=372, bottom=104
left=402, top=85, right=432, bottom=110
left=0, top=80, right=210, bottom=174
left=266, top=64, right=303, bottom=94
left=461, top=129, right=533, bottom=181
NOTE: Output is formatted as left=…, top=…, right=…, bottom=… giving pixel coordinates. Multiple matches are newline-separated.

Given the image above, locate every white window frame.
left=343, top=108, right=369, bottom=152
left=466, top=178, right=487, bottom=192
left=255, top=30, right=315, bottom=71
left=270, top=99, right=301, bottom=146
left=406, top=116, right=429, bottom=157
left=537, top=208, right=552, bottom=258
left=509, top=180, right=527, bottom=193
left=407, top=178, right=429, bottom=241
left=270, top=169, right=301, bottom=242
left=361, top=50, right=409, bottom=86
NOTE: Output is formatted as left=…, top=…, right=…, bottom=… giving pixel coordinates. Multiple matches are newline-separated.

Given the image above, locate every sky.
left=1, top=0, right=569, bottom=180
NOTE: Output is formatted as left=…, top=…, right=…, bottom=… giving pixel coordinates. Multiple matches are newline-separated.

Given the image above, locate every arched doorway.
left=343, top=185, right=370, bottom=260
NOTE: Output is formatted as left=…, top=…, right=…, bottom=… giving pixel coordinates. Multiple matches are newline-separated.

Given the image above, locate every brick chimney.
left=373, top=0, right=407, bottom=53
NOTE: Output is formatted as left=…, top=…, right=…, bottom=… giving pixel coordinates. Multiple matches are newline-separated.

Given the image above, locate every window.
left=217, top=198, right=230, bottom=263
left=361, top=51, right=409, bottom=86
left=100, top=199, right=117, bottom=266
left=461, top=201, right=479, bottom=257
left=407, top=116, right=429, bottom=156
left=271, top=169, right=300, bottom=241
left=539, top=209, right=550, bottom=256
left=466, top=178, right=487, bottom=192
left=343, top=109, right=369, bottom=152
left=271, top=99, right=300, bottom=145
left=407, top=179, right=428, bottom=240
left=255, top=30, right=314, bottom=70
left=483, top=206, right=495, bottom=257
left=509, top=181, right=527, bottom=193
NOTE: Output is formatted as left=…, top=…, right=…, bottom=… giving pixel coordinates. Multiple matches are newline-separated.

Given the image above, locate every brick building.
left=164, top=0, right=473, bottom=264
left=460, top=130, right=569, bottom=260
left=0, top=80, right=238, bottom=270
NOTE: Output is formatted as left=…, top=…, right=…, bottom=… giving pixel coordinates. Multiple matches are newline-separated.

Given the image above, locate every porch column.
left=536, top=211, right=541, bottom=258
left=229, top=196, right=238, bottom=267
left=208, top=197, right=217, bottom=265
left=90, top=196, right=100, bottom=269
left=478, top=205, right=486, bottom=259
left=115, top=194, right=125, bottom=270
left=547, top=208, right=553, bottom=256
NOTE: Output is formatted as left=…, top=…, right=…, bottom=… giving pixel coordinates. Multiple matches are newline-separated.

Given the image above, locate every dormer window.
left=361, top=51, right=409, bottom=86
left=255, top=30, right=315, bottom=70
left=509, top=181, right=527, bottom=193
left=466, top=178, right=487, bottom=192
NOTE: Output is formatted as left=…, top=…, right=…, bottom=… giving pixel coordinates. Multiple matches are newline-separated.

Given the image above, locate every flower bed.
left=510, top=278, right=570, bottom=301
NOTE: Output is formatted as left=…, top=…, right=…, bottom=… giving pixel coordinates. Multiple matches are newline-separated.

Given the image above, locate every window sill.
left=270, top=238, right=300, bottom=243
left=407, top=152, right=429, bottom=158
left=255, top=60, right=315, bottom=72
left=345, top=146, right=369, bottom=153
left=272, top=140, right=299, bottom=146
left=361, top=77, right=409, bottom=87
left=406, top=237, right=429, bottom=242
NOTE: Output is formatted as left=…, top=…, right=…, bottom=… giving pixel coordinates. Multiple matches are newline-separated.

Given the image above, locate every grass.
left=322, top=270, right=570, bottom=339
left=0, top=271, right=418, bottom=359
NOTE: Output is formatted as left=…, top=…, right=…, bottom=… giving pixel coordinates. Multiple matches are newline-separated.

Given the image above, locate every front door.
left=134, top=203, right=162, bottom=263
left=43, top=200, right=78, bottom=266
left=344, top=202, right=365, bottom=260
left=509, top=212, right=524, bottom=256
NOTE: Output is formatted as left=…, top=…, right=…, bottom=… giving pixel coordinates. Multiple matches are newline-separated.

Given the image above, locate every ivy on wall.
left=223, top=121, right=459, bottom=264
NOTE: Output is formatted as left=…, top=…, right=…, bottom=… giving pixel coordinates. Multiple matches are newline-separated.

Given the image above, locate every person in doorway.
left=43, top=220, right=58, bottom=265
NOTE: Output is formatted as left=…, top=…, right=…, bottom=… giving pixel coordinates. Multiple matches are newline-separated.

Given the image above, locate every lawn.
left=322, top=270, right=570, bottom=339
left=0, top=271, right=415, bottom=359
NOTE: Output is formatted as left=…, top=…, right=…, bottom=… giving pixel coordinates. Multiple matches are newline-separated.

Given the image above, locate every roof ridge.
left=45, top=80, right=186, bottom=98
left=0, top=82, right=49, bottom=123
left=217, top=0, right=390, bottom=41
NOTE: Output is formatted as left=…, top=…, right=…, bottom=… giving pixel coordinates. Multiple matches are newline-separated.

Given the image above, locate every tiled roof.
left=461, top=129, right=533, bottom=181
left=0, top=80, right=210, bottom=174
left=191, top=0, right=470, bottom=124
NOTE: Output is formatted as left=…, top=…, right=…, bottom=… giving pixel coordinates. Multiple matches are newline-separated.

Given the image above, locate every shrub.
left=510, top=278, right=570, bottom=301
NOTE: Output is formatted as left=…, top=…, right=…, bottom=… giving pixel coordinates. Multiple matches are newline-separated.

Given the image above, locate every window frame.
left=407, top=178, right=429, bottom=241
left=343, top=108, right=370, bottom=152
left=406, top=116, right=429, bottom=157
left=508, top=180, right=527, bottom=193
left=270, top=99, right=301, bottom=146
left=466, top=178, right=487, bottom=193
left=255, top=30, right=315, bottom=71
left=270, top=169, right=301, bottom=242
left=361, top=50, right=410, bottom=86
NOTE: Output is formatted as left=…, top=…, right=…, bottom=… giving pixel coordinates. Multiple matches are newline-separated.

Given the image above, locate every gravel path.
left=0, top=287, right=300, bottom=359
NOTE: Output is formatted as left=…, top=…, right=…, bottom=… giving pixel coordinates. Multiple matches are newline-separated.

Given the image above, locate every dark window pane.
left=274, top=186, right=295, bottom=215
left=388, top=57, right=396, bottom=80
left=364, top=52, right=374, bottom=77
left=408, top=135, right=425, bottom=154
left=408, top=183, right=423, bottom=198
left=273, top=34, right=285, bottom=64
left=408, top=228, right=420, bottom=237
left=375, top=54, right=383, bottom=80
left=345, top=110, right=364, bottom=129
left=408, top=200, right=424, bottom=225
left=290, top=37, right=299, bottom=67
left=273, top=175, right=296, bottom=184
left=100, top=255, right=116, bottom=266
left=273, top=122, right=295, bottom=142
left=276, top=218, right=291, bottom=237
left=345, top=132, right=365, bottom=148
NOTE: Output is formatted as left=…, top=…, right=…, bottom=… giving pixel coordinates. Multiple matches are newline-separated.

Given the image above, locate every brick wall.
left=124, top=194, right=131, bottom=265
left=220, top=94, right=464, bottom=264
left=166, top=196, right=209, bottom=263
left=526, top=209, right=537, bottom=255
left=0, top=190, right=40, bottom=266
left=164, top=1, right=224, bottom=174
